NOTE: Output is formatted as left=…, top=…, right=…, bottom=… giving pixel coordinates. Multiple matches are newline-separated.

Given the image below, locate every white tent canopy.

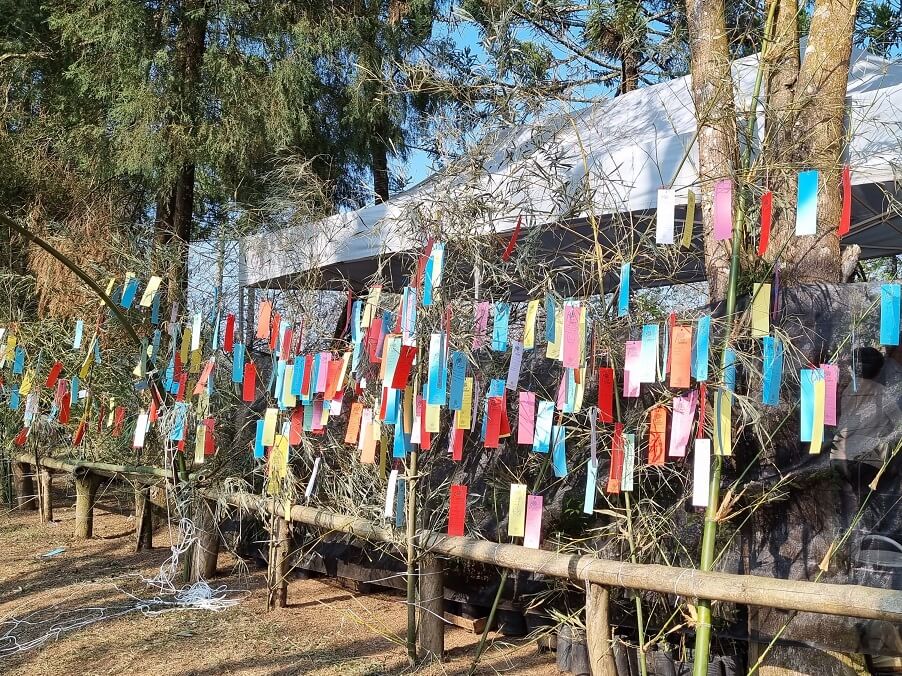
left=244, top=47, right=902, bottom=290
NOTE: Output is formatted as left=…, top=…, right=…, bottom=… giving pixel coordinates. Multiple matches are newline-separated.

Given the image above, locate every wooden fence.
left=11, top=452, right=902, bottom=674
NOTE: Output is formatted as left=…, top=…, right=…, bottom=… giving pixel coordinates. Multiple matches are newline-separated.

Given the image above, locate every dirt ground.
left=0, top=482, right=558, bottom=676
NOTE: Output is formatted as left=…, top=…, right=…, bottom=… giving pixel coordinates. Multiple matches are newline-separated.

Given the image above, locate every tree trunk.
left=586, top=583, right=617, bottom=676
left=418, top=554, right=444, bottom=662
left=760, top=0, right=801, bottom=266
left=12, top=462, right=37, bottom=510
left=686, top=0, right=738, bottom=301
left=74, top=472, right=101, bottom=538
left=187, top=496, right=220, bottom=582
left=38, top=469, right=53, bottom=523
left=785, top=0, right=855, bottom=283
left=372, top=142, right=390, bottom=204
left=135, top=485, right=153, bottom=551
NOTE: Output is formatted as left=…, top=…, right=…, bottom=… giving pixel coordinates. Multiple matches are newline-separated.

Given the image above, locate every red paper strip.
left=452, top=427, right=464, bottom=461
left=73, top=420, right=87, bottom=447
left=281, top=328, right=293, bottom=361
left=345, top=402, right=363, bottom=444
left=448, top=484, right=468, bottom=536
left=485, top=396, right=503, bottom=448
left=290, top=406, right=304, bottom=445
left=415, top=238, right=435, bottom=290
left=242, top=362, right=257, bottom=403
left=59, top=392, right=71, bottom=424
left=256, top=301, right=272, bottom=340
left=149, top=398, right=159, bottom=423
left=301, top=354, right=314, bottom=398
left=224, top=314, right=235, bottom=353
left=14, top=427, right=28, bottom=446
left=839, top=165, right=851, bottom=237
left=269, top=312, right=282, bottom=352
left=597, top=367, right=615, bottom=423
left=758, top=190, right=773, bottom=256
left=379, top=386, right=390, bottom=421
left=501, top=214, right=523, bottom=261
left=203, top=417, right=216, bottom=455
left=112, top=406, right=126, bottom=438
left=193, top=359, right=216, bottom=395
left=697, top=382, right=707, bottom=439
left=648, top=407, right=667, bottom=466
left=669, top=326, right=692, bottom=389
left=45, top=361, right=63, bottom=389
left=606, top=423, right=624, bottom=494
left=323, top=359, right=343, bottom=401
left=391, top=345, right=418, bottom=389
left=418, top=398, right=431, bottom=451
left=499, top=393, right=511, bottom=437
left=366, top=317, right=383, bottom=363
left=174, top=352, right=183, bottom=380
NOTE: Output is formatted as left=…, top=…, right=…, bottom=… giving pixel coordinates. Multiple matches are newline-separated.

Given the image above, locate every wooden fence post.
left=38, top=469, right=53, bottom=523
left=13, top=462, right=37, bottom=510
left=74, top=471, right=101, bottom=538
left=586, top=582, right=617, bottom=676
left=418, top=554, right=445, bottom=662
left=135, top=485, right=153, bottom=551
left=188, top=496, right=220, bottom=582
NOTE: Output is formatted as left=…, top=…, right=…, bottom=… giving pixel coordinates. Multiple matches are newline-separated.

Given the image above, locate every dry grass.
left=0, top=488, right=557, bottom=676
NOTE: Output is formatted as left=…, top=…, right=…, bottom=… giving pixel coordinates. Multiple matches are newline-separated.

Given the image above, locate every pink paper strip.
left=316, top=352, right=331, bottom=393
left=556, top=371, right=569, bottom=409
left=562, top=303, right=581, bottom=369
left=524, top=494, right=543, bottom=549
left=473, top=302, right=490, bottom=349
left=713, top=180, right=733, bottom=241
left=518, top=391, right=536, bottom=444
left=669, top=389, right=698, bottom=458
left=622, top=340, right=642, bottom=398
left=821, top=363, right=839, bottom=426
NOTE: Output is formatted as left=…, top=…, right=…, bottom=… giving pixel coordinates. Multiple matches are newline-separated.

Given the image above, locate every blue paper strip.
left=392, top=405, right=410, bottom=458
left=584, top=456, right=598, bottom=515
left=800, top=369, right=816, bottom=442
left=533, top=400, right=554, bottom=453
left=695, top=314, right=711, bottom=381
left=795, top=170, right=819, bottom=236
left=150, top=292, right=161, bottom=325
left=253, top=419, right=265, bottom=459
left=545, top=296, right=557, bottom=343
left=70, top=376, right=79, bottom=403
left=9, top=386, right=19, bottom=411
left=169, top=402, right=189, bottom=441
left=12, top=346, right=25, bottom=375
left=761, top=336, right=783, bottom=406
left=449, top=351, right=467, bottom=411
left=492, top=303, right=511, bottom=352
left=274, top=360, right=287, bottom=405
left=151, top=329, right=162, bottom=364
left=880, top=283, right=901, bottom=346
left=423, top=255, right=435, bottom=307
left=723, top=348, right=736, bottom=392
left=231, top=343, right=245, bottom=383
left=290, top=356, right=305, bottom=396
left=552, top=426, right=568, bottom=477
left=120, top=278, right=139, bottom=309
left=618, top=262, right=631, bottom=317
left=426, top=333, right=447, bottom=406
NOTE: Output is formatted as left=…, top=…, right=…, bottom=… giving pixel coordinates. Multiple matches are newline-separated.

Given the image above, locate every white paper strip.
left=384, top=469, right=399, bottom=518
left=692, top=438, right=711, bottom=507
left=656, top=188, right=676, bottom=244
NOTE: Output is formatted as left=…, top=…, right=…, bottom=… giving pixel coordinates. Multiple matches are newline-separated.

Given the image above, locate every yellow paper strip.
left=508, top=483, right=527, bottom=537
left=546, top=308, right=563, bottom=360
left=362, top=286, right=381, bottom=329
left=19, top=369, right=34, bottom=396
left=140, top=276, right=163, bottom=307
left=523, top=299, right=540, bottom=349
left=714, top=390, right=732, bottom=456
left=180, top=328, right=192, bottom=363
left=751, top=283, right=771, bottom=338
left=810, top=376, right=826, bottom=454
left=282, top=365, right=297, bottom=408
left=457, top=377, right=473, bottom=429
left=425, top=403, right=441, bottom=433
left=262, top=408, right=278, bottom=446
left=682, top=190, right=695, bottom=249
left=194, top=425, right=206, bottom=465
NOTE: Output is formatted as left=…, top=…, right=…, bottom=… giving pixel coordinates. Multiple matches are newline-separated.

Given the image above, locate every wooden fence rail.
left=12, top=452, right=902, bottom=672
